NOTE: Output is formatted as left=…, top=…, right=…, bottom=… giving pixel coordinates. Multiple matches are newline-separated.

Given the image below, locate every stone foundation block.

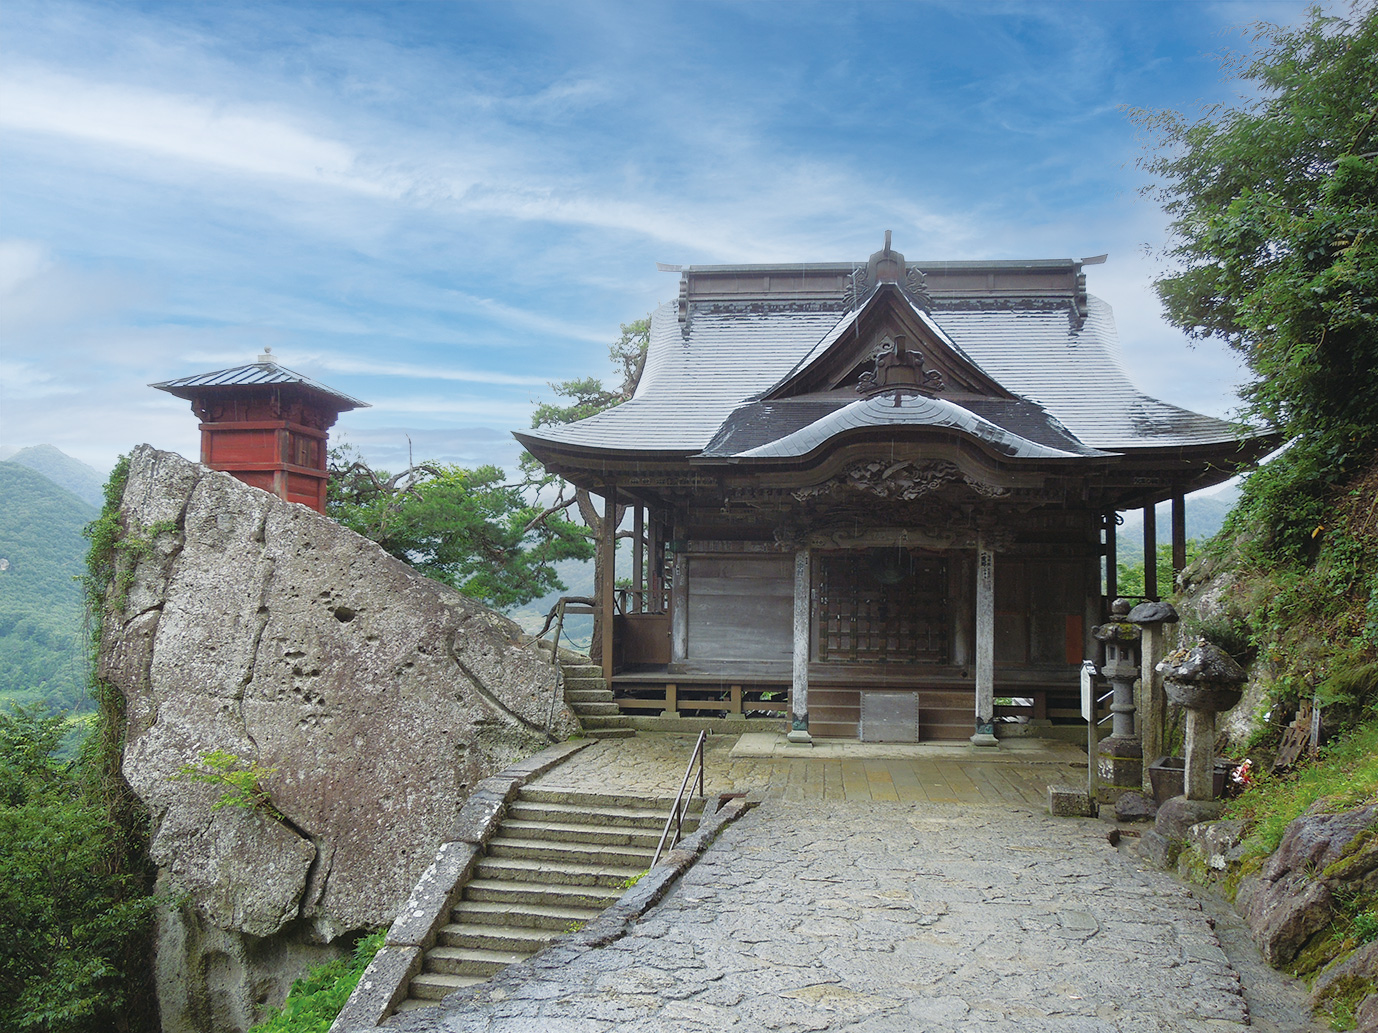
left=1048, top=784, right=1097, bottom=817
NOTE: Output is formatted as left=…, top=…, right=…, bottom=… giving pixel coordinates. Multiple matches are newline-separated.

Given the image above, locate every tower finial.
left=884, top=229, right=892, bottom=251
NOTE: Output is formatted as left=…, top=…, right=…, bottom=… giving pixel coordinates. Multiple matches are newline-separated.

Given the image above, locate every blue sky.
left=0, top=0, right=1332, bottom=477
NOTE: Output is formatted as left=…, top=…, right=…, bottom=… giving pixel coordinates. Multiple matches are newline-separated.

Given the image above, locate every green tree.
left=1129, top=5, right=1378, bottom=558
left=328, top=454, right=593, bottom=610
left=526, top=318, right=650, bottom=662
left=0, top=705, right=158, bottom=1032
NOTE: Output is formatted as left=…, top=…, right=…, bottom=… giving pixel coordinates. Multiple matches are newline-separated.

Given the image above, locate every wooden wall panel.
left=686, top=555, right=792, bottom=660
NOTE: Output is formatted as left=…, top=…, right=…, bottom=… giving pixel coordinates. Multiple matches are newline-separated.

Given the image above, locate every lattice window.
left=817, top=549, right=949, bottom=663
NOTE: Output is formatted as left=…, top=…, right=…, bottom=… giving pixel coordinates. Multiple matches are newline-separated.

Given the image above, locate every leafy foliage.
left=247, top=932, right=384, bottom=1033
left=1131, top=6, right=1378, bottom=714
left=328, top=453, right=593, bottom=609
left=0, top=705, right=159, bottom=1032
left=1130, top=5, right=1378, bottom=557
left=174, top=749, right=284, bottom=820
left=1116, top=541, right=1202, bottom=598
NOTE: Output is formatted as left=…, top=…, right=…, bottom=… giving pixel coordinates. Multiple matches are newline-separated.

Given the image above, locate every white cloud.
left=0, top=67, right=396, bottom=196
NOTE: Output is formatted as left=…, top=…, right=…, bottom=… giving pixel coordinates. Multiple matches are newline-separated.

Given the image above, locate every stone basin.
left=1163, top=679, right=1244, bottom=713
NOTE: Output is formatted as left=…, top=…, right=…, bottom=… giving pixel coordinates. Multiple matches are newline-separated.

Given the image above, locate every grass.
left=1225, top=719, right=1378, bottom=861
left=247, top=931, right=384, bottom=1033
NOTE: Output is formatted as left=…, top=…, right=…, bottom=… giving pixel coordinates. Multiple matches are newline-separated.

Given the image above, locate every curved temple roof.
left=517, top=255, right=1268, bottom=472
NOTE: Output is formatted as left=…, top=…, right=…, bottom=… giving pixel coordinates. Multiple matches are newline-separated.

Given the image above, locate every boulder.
left=102, top=447, right=580, bottom=1031
left=1113, top=791, right=1157, bottom=823
left=1235, top=804, right=1378, bottom=966
left=1185, top=818, right=1245, bottom=871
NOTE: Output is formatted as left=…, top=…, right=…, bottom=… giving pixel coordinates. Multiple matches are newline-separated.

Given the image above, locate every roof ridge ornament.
left=856, top=334, right=945, bottom=397
left=867, top=230, right=904, bottom=285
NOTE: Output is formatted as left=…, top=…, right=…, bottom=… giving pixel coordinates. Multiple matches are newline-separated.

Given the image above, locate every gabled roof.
left=761, top=282, right=1012, bottom=401
left=151, top=357, right=368, bottom=412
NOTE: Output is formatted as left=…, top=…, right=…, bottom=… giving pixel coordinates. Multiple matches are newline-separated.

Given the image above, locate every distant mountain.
left=4, top=445, right=107, bottom=508
left=1117, top=483, right=1241, bottom=563
left=0, top=463, right=97, bottom=712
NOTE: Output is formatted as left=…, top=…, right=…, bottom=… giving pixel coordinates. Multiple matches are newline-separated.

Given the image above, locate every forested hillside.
left=5, top=444, right=106, bottom=508
left=0, top=461, right=96, bottom=712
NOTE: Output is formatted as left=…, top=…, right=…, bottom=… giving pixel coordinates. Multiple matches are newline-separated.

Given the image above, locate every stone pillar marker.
left=1093, top=598, right=1142, bottom=800
left=1128, top=600, right=1179, bottom=794
left=1159, top=639, right=1246, bottom=801
left=788, top=548, right=813, bottom=746
left=971, top=538, right=998, bottom=747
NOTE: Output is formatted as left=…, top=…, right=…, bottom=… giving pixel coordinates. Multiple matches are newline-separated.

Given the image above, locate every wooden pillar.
left=600, top=486, right=617, bottom=684
left=788, top=547, right=812, bottom=745
left=632, top=506, right=644, bottom=613
left=971, top=537, right=998, bottom=747
left=951, top=555, right=973, bottom=668
left=1105, top=512, right=1117, bottom=600
left=1143, top=501, right=1158, bottom=599
left=648, top=513, right=663, bottom=613
left=1171, top=490, right=1187, bottom=587
left=670, top=539, right=688, bottom=663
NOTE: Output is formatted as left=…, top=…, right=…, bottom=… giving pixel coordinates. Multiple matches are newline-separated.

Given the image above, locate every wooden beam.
left=1143, top=501, right=1157, bottom=599
left=601, top=486, right=617, bottom=684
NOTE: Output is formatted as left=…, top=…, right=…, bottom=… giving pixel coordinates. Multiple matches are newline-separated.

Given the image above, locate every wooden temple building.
left=151, top=349, right=367, bottom=514
left=528, top=235, right=1276, bottom=744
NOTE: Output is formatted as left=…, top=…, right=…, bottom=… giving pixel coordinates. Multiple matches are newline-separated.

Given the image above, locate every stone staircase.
left=561, top=662, right=635, bottom=739
left=395, top=787, right=703, bottom=1012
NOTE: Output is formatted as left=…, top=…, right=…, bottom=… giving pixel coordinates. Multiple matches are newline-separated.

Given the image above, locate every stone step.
left=426, top=945, right=528, bottom=977
left=500, top=817, right=669, bottom=849
left=436, top=921, right=559, bottom=953
left=565, top=688, right=615, bottom=703
left=562, top=664, right=603, bottom=678
left=507, top=799, right=674, bottom=828
left=451, top=898, right=602, bottom=931
left=586, top=726, right=637, bottom=739
left=463, top=877, right=624, bottom=910
left=570, top=701, right=623, bottom=717
left=393, top=998, right=442, bottom=1013
left=577, top=715, right=637, bottom=729
left=487, top=835, right=658, bottom=869
left=408, top=971, right=489, bottom=1001
left=475, top=855, right=645, bottom=888
left=518, top=787, right=704, bottom=813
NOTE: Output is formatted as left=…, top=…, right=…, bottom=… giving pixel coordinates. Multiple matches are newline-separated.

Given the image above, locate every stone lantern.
left=1128, top=600, right=1179, bottom=794
left=1093, top=598, right=1142, bottom=800
left=1158, top=639, right=1246, bottom=802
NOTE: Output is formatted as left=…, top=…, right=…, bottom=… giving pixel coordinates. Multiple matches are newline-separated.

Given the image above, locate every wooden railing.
left=611, top=683, right=788, bottom=719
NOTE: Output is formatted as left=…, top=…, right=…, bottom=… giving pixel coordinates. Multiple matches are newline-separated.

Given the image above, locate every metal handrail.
left=651, top=730, right=707, bottom=867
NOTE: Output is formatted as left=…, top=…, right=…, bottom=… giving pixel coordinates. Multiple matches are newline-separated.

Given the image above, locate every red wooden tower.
left=151, top=349, right=368, bottom=513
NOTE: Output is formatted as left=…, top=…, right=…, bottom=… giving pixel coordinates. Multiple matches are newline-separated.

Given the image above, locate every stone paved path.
left=533, top=731, right=1085, bottom=806
left=385, top=795, right=1253, bottom=1032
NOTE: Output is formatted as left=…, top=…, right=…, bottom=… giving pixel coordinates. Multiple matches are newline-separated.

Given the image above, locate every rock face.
left=1235, top=804, right=1378, bottom=965
left=100, top=447, right=578, bottom=1032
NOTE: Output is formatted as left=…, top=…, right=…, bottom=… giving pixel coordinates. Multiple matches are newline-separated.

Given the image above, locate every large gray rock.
left=100, top=446, right=579, bottom=1030
left=1235, top=804, right=1378, bottom=965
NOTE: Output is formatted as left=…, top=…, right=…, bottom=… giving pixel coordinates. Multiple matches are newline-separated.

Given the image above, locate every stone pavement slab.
left=376, top=800, right=1250, bottom=1033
